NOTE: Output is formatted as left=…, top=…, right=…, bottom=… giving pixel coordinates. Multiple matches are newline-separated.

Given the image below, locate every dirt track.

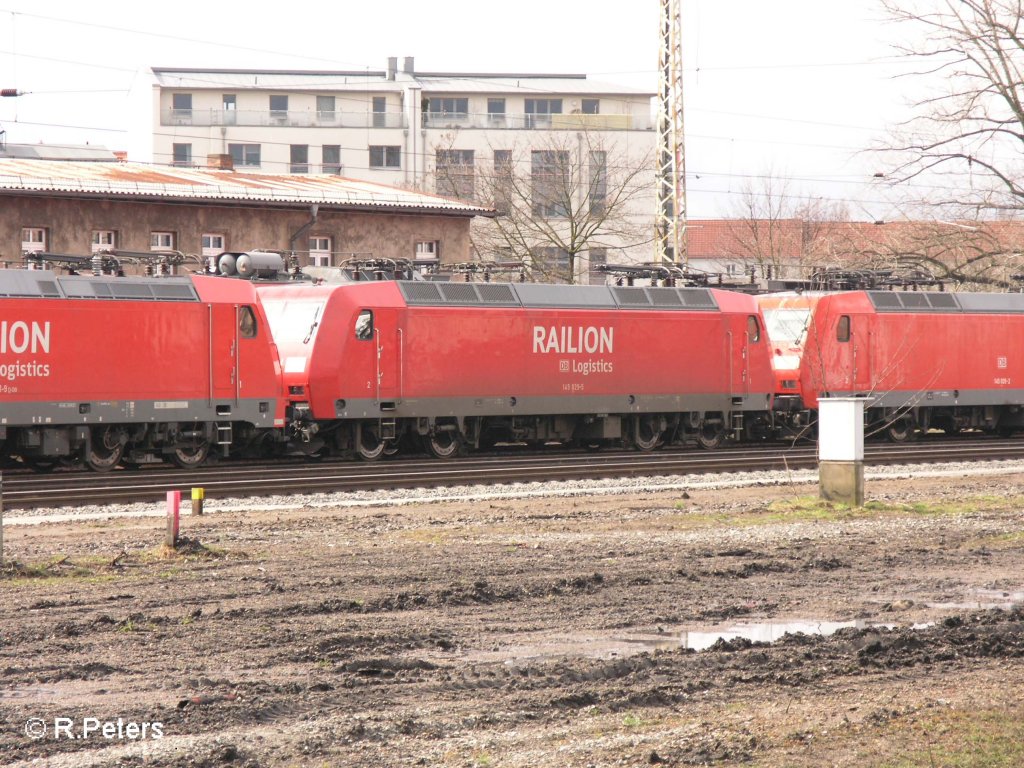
left=1, top=469, right=1023, bottom=767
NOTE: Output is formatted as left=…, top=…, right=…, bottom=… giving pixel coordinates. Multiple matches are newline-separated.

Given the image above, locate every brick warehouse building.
left=0, top=157, right=493, bottom=270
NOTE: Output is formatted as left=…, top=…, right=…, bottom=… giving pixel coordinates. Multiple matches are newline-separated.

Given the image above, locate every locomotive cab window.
left=746, top=315, right=761, bottom=343
left=239, top=306, right=257, bottom=338
left=355, top=310, right=374, bottom=341
left=837, top=315, right=851, bottom=342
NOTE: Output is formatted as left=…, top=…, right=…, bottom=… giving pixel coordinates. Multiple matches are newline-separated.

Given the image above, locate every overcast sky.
left=0, top=0, right=923, bottom=219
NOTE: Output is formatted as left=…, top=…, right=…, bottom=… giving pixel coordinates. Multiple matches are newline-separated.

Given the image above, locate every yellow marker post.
left=191, top=487, right=205, bottom=516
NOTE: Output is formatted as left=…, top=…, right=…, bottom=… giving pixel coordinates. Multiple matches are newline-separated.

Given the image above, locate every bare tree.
left=724, top=171, right=850, bottom=280
left=880, top=0, right=1024, bottom=214
left=835, top=219, right=1024, bottom=289
left=431, top=131, right=653, bottom=283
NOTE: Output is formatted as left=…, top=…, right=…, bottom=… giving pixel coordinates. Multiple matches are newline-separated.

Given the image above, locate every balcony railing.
left=162, top=108, right=407, bottom=129
left=162, top=108, right=652, bottom=131
left=423, top=111, right=652, bottom=131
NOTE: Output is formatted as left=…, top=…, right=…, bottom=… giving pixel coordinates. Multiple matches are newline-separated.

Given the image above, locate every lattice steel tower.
left=656, top=0, right=686, bottom=264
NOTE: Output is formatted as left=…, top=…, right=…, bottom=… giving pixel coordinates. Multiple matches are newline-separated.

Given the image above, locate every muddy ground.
left=2, top=470, right=1024, bottom=767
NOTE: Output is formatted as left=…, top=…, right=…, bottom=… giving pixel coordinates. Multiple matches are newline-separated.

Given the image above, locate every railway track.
left=5, top=436, right=1024, bottom=511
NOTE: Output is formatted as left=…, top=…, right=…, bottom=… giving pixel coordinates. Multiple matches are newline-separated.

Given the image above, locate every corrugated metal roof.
left=0, top=159, right=493, bottom=216
left=151, top=68, right=654, bottom=97
left=152, top=69, right=404, bottom=92
left=1, top=144, right=119, bottom=161
left=417, top=76, right=654, bottom=97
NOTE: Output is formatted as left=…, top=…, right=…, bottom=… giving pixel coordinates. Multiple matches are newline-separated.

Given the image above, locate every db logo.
left=559, top=360, right=570, bottom=372
left=998, top=356, right=1008, bottom=369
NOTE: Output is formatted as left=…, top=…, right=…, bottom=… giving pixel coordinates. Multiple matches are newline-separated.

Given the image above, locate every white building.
left=152, top=58, right=656, bottom=279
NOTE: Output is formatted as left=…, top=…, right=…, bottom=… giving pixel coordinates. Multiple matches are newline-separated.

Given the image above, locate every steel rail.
left=6, top=438, right=1024, bottom=511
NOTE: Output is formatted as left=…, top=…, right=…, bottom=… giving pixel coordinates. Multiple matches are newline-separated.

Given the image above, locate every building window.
left=201, top=233, right=225, bottom=257
left=493, top=150, right=514, bottom=215
left=317, top=95, right=335, bottom=121
left=91, top=230, right=116, bottom=253
left=151, top=232, right=175, bottom=250
left=427, top=97, right=469, bottom=124
left=171, top=93, right=192, bottom=122
left=21, top=227, right=45, bottom=253
left=309, top=236, right=332, bottom=267
left=228, top=143, right=261, bottom=167
left=581, top=98, right=600, bottom=114
left=415, top=240, right=440, bottom=261
left=290, top=144, right=309, bottom=174
left=589, top=151, right=607, bottom=215
left=322, top=145, right=342, bottom=174
left=222, top=94, right=236, bottom=124
left=487, top=98, right=506, bottom=124
left=534, top=247, right=571, bottom=282
left=369, top=145, right=401, bottom=169
left=588, top=248, right=607, bottom=285
left=269, top=94, right=288, bottom=121
left=372, top=96, right=387, bottom=128
left=172, top=143, right=192, bottom=167
left=436, top=149, right=475, bottom=200
left=525, top=98, right=562, bottom=128
left=532, top=150, right=570, bottom=217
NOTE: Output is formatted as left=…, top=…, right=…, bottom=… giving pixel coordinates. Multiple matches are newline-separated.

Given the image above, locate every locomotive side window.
left=239, top=306, right=257, bottom=338
left=837, top=315, right=851, bottom=342
left=746, top=315, right=761, bottom=343
left=355, top=310, right=374, bottom=341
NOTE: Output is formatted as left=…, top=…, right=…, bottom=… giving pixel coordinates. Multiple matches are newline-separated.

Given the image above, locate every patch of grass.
left=399, top=529, right=451, bottom=545
left=0, top=554, right=117, bottom=585
left=969, top=530, right=1024, bottom=551
left=139, top=537, right=232, bottom=564
left=877, top=705, right=1024, bottom=767
left=622, top=713, right=643, bottom=728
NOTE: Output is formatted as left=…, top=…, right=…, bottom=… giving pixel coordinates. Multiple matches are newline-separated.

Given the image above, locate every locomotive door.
left=830, top=313, right=871, bottom=395
left=207, top=303, right=238, bottom=404
left=728, top=315, right=757, bottom=397
left=373, top=308, right=401, bottom=405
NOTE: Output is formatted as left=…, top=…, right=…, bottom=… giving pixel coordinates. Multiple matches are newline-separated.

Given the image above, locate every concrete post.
left=818, top=397, right=867, bottom=506
left=166, top=490, right=181, bottom=548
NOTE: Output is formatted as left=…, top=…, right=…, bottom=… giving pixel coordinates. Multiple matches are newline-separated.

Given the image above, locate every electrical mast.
left=655, top=0, right=686, bottom=264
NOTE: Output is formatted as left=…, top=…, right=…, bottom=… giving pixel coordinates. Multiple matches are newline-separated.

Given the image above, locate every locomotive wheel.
left=172, top=440, right=210, bottom=469
left=885, top=415, right=915, bottom=443
left=632, top=418, right=662, bottom=452
left=356, top=422, right=386, bottom=461
left=426, top=430, right=464, bottom=459
left=86, top=426, right=126, bottom=472
left=697, top=422, right=726, bottom=450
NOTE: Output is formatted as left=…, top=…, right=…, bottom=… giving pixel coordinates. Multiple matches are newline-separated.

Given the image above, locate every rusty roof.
left=0, top=159, right=494, bottom=217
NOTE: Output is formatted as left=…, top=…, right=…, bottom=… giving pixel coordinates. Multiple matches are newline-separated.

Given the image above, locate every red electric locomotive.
left=0, top=268, right=285, bottom=470
left=256, top=279, right=776, bottom=458
left=799, top=290, right=1024, bottom=440
left=755, top=291, right=831, bottom=438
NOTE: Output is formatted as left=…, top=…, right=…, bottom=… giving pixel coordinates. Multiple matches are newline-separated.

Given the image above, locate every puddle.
left=466, top=587, right=1023, bottom=665
left=925, top=588, right=1024, bottom=612
left=469, top=618, right=906, bottom=665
